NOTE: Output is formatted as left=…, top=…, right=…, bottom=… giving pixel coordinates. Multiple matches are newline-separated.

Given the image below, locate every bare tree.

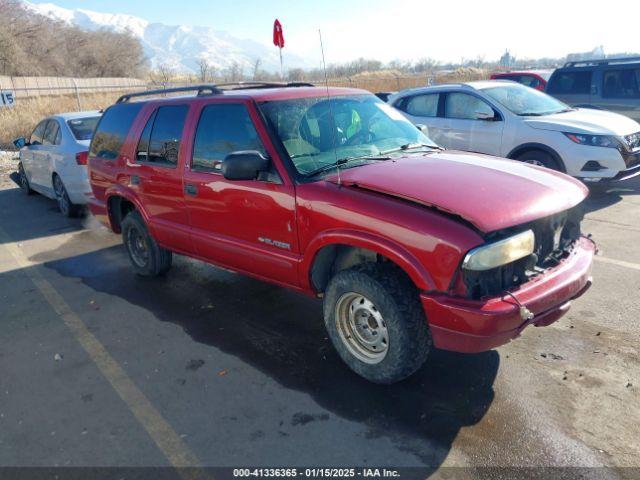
left=198, top=58, right=211, bottom=82
left=150, top=64, right=175, bottom=86
left=252, top=58, right=262, bottom=80
left=0, top=0, right=148, bottom=77
left=227, top=61, right=243, bottom=82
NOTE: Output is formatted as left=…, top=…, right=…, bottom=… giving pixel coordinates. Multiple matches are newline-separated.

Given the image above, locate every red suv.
left=489, top=70, right=554, bottom=91
left=88, top=83, right=595, bottom=384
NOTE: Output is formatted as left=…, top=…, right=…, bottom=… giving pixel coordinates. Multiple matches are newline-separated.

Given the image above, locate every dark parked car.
left=546, top=57, right=640, bottom=123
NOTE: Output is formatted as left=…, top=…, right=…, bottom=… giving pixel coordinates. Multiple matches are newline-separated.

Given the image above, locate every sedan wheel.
left=53, top=175, right=71, bottom=216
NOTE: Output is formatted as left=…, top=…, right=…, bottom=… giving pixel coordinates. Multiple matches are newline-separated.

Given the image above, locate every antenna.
left=319, top=29, right=341, bottom=186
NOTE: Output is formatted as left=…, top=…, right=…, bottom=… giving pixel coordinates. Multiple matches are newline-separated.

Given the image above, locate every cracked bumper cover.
left=421, top=236, right=595, bottom=353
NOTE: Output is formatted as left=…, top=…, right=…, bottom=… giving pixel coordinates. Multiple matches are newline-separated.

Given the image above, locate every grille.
left=625, top=131, right=640, bottom=151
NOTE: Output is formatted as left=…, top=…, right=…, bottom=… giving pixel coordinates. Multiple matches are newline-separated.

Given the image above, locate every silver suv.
left=546, top=57, right=640, bottom=123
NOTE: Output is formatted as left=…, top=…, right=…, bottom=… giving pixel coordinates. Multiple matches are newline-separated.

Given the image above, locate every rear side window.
left=68, top=117, right=101, bottom=141
left=404, top=94, right=439, bottom=117
left=30, top=120, right=48, bottom=145
left=140, top=105, right=189, bottom=167
left=90, top=103, right=144, bottom=160
left=445, top=93, right=494, bottom=120
left=191, top=103, right=266, bottom=172
left=603, top=69, right=640, bottom=98
left=547, top=71, right=592, bottom=94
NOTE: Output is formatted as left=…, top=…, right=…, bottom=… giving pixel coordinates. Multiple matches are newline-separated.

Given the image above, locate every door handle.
left=130, top=175, right=140, bottom=185
left=184, top=183, right=198, bottom=196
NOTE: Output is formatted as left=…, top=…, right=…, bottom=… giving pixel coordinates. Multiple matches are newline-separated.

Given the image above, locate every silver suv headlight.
left=563, top=132, right=620, bottom=149
left=463, top=230, right=535, bottom=271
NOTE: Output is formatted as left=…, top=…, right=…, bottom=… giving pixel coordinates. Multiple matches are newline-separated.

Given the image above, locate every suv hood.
left=525, top=108, right=640, bottom=136
left=326, top=151, right=587, bottom=233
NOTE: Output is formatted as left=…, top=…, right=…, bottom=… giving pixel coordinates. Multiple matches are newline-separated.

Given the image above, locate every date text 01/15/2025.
left=232, top=468, right=400, bottom=477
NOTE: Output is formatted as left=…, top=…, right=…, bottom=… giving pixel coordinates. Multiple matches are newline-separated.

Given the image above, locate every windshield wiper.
left=303, top=154, right=390, bottom=178
left=381, top=142, right=443, bottom=155
left=517, top=112, right=544, bottom=116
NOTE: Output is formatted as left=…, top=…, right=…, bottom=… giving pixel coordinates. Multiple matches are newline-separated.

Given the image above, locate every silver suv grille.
left=625, top=131, right=640, bottom=151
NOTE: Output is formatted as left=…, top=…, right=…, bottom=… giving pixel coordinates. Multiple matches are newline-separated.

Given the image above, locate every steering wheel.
left=343, top=129, right=375, bottom=147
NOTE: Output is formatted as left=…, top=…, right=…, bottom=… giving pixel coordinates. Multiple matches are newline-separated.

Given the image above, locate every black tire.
left=323, top=262, right=432, bottom=384
left=121, top=210, right=172, bottom=276
left=18, top=163, right=34, bottom=195
left=53, top=174, right=82, bottom=218
left=516, top=150, right=562, bottom=171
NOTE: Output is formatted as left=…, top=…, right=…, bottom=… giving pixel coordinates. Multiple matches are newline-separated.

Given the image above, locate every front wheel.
left=121, top=211, right=172, bottom=276
left=323, top=263, right=432, bottom=384
left=18, top=163, right=33, bottom=195
left=516, top=150, right=561, bottom=171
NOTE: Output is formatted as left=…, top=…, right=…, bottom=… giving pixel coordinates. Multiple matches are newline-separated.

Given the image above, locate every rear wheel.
left=53, top=174, right=81, bottom=217
left=323, top=263, right=432, bottom=384
left=516, top=150, right=561, bottom=171
left=121, top=210, right=172, bottom=276
left=18, top=163, right=33, bottom=195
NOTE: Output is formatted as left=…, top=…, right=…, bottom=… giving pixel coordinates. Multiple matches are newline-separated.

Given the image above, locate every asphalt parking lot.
left=0, top=159, right=639, bottom=479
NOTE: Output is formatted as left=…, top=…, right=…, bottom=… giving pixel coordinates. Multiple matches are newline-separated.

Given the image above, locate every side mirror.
left=475, top=111, right=498, bottom=121
left=222, top=151, right=270, bottom=181
left=13, top=137, right=26, bottom=149
left=415, top=124, right=429, bottom=136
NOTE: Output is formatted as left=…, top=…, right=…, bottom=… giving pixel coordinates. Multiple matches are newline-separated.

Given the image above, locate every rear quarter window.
left=602, top=68, right=640, bottom=98
left=89, top=103, right=144, bottom=160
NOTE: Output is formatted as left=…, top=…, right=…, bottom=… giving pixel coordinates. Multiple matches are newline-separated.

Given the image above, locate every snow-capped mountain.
left=23, top=2, right=309, bottom=74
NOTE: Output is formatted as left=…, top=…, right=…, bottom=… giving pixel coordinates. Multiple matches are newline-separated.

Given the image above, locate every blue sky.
left=41, top=0, right=640, bottom=64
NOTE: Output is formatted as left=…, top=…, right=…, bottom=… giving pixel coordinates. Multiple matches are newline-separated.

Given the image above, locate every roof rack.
left=116, top=82, right=315, bottom=103
left=215, top=81, right=314, bottom=90
left=563, top=56, right=640, bottom=68
left=116, top=85, right=222, bottom=103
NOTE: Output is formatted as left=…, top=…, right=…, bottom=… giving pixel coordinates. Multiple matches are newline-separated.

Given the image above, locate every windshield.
left=259, top=94, right=438, bottom=175
left=67, top=116, right=101, bottom=141
left=482, top=83, right=570, bottom=116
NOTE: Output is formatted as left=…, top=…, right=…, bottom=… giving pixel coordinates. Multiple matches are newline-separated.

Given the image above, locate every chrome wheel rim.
left=53, top=176, right=69, bottom=216
left=127, top=227, right=149, bottom=267
left=525, top=159, right=545, bottom=167
left=335, top=292, right=389, bottom=364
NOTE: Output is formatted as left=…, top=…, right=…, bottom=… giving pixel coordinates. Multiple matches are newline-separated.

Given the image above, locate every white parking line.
left=0, top=225, right=204, bottom=477
left=595, top=255, right=640, bottom=271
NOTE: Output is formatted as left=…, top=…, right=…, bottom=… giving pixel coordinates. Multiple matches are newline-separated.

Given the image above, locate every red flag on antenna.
left=273, top=19, right=285, bottom=48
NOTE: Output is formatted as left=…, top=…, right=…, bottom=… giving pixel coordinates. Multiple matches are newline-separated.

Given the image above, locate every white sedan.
left=15, top=111, right=101, bottom=217
left=389, top=81, right=640, bottom=183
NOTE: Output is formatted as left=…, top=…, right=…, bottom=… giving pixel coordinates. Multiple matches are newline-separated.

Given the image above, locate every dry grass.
left=0, top=92, right=121, bottom=150
left=0, top=70, right=490, bottom=150
left=323, top=69, right=488, bottom=92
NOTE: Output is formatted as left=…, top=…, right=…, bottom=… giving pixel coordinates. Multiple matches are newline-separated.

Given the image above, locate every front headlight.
left=563, top=132, right=620, bottom=149
left=462, top=230, right=535, bottom=271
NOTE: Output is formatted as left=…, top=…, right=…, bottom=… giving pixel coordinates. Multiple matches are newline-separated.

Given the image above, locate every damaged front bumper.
left=421, top=236, right=596, bottom=353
